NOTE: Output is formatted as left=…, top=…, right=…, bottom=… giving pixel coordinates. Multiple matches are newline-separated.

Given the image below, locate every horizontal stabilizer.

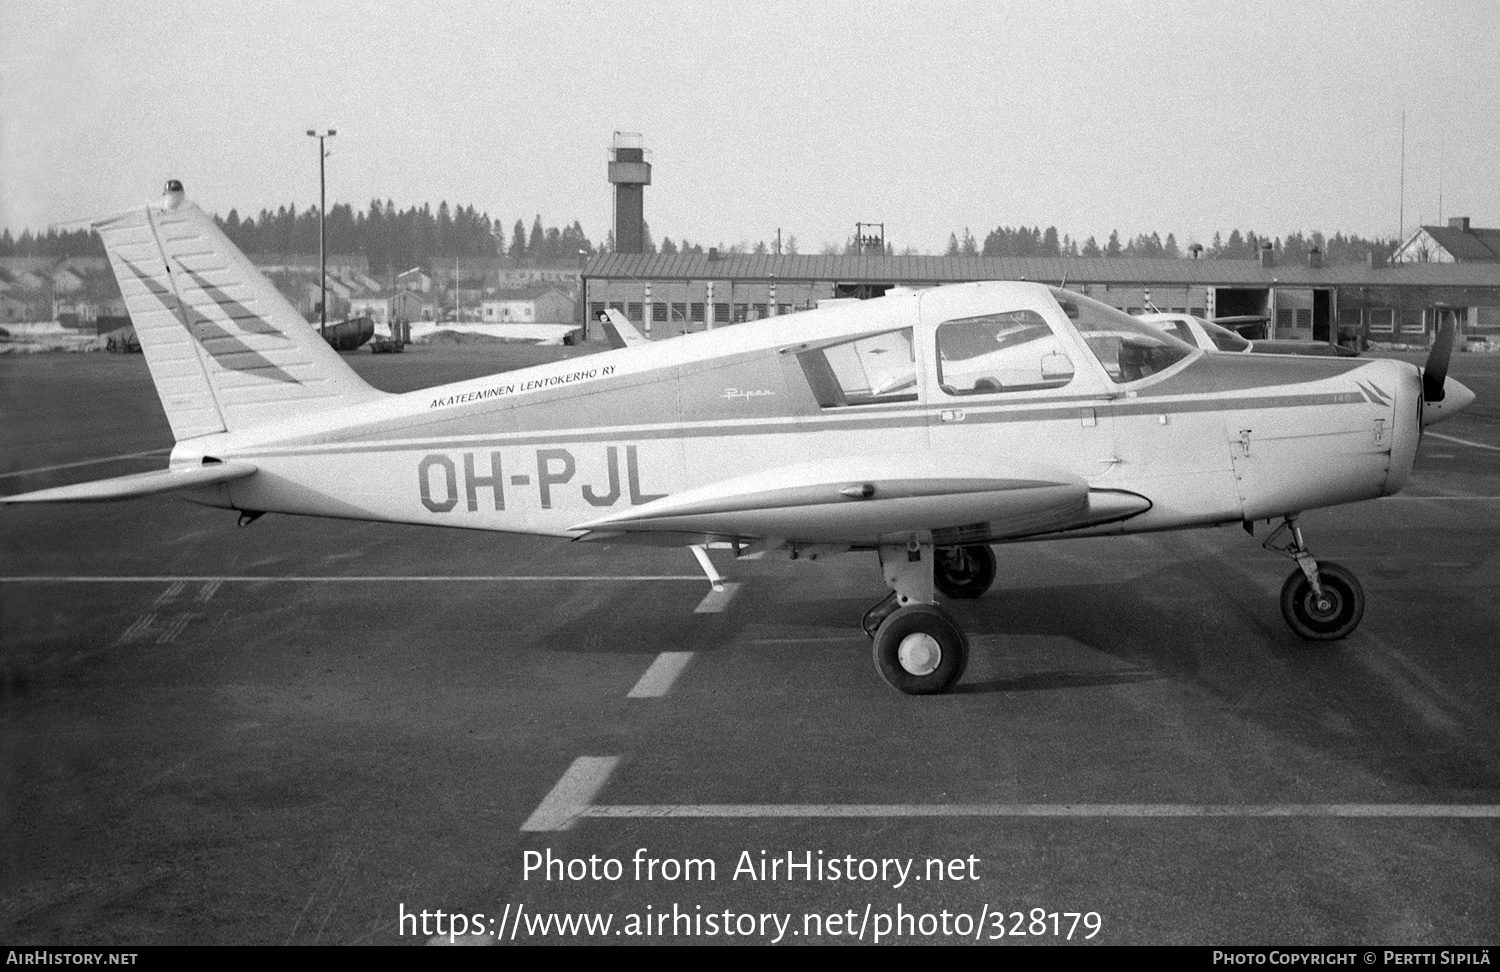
left=571, top=453, right=1088, bottom=544
left=1, top=462, right=256, bottom=504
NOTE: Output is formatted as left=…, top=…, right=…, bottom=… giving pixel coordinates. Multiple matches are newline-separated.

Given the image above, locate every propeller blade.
left=1422, top=310, right=1457, bottom=403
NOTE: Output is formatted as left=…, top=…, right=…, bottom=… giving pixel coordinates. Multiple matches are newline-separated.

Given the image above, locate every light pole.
left=306, top=128, right=337, bottom=336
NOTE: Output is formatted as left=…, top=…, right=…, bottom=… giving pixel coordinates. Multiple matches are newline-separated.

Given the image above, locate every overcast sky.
left=3, top=0, right=1497, bottom=253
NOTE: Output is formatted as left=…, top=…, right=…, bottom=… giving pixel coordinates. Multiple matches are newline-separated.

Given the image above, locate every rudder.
left=96, top=181, right=384, bottom=439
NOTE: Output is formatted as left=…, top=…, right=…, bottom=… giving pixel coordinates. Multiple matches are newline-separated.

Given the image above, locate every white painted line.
left=0, top=448, right=171, bottom=481
left=580, top=803, right=1500, bottom=820
left=1425, top=431, right=1500, bottom=453
left=628, top=652, right=694, bottom=698
left=153, top=580, right=186, bottom=606
left=520, top=756, right=620, bottom=832
left=694, top=581, right=741, bottom=614
left=521, top=757, right=1500, bottom=832
left=1379, top=496, right=1500, bottom=501
left=0, top=575, right=702, bottom=584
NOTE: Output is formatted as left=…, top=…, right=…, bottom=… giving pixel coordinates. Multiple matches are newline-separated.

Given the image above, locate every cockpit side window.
left=935, top=310, right=1075, bottom=396
left=1050, top=288, right=1194, bottom=384
left=797, top=328, right=917, bottom=407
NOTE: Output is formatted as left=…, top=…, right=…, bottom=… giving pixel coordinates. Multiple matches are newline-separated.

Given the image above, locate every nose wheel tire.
left=1280, top=560, right=1365, bottom=641
left=934, top=544, right=997, bottom=600
left=871, top=604, right=969, bottom=695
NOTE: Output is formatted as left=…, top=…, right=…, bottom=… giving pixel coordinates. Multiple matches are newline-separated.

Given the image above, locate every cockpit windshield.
left=1049, top=288, right=1196, bottom=383
left=1200, top=318, right=1252, bottom=352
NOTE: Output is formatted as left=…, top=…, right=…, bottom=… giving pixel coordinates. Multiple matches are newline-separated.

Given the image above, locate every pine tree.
left=529, top=215, right=545, bottom=260
left=509, top=219, right=527, bottom=261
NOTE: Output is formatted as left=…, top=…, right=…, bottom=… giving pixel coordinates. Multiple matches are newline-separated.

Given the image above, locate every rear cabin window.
left=797, top=328, right=917, bottom=407
left=935, top=310, right=1075, bottom=395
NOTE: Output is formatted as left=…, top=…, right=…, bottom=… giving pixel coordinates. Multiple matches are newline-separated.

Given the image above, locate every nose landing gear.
left=1263, top=516, right=1366, bottom=640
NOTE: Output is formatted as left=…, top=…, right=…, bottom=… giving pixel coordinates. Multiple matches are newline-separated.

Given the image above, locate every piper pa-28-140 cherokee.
left=2, top=182, right=1475, bottom=694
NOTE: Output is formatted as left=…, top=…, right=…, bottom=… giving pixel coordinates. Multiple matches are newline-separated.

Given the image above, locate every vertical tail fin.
left=95, top=181, right=384, bottom=440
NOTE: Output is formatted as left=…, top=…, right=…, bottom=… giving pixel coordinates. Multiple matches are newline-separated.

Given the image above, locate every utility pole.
left=306, top=129, right=337, bottom=337
left=1398, top=112, right=1405, bottom=248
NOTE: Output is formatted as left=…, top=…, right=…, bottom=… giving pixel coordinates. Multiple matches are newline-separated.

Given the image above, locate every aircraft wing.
left=570, top=453, right=1109, bottom=544
left=599, top=308, right=649, bottom=348
left=0, top=461, right=257, bottom=504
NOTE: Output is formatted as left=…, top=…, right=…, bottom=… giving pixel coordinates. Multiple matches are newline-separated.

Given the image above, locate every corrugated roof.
left=585, top=253, right=1500, bottom=288
left=486, top=285, right=569, bottom=302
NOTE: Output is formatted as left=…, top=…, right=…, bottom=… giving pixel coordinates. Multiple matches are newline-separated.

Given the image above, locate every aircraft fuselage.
left=170, top=283, right=1422, bottom=547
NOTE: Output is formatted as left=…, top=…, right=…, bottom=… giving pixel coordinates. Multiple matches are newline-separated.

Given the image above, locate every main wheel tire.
left=934, top=544, right=997, bottom=600
left=1280, top=561, right=1365, bottom=641
left=871, top=604, right=969, bottom=695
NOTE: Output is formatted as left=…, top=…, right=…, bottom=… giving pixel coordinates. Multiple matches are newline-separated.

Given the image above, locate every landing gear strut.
left=1263, top=516, right=1365, bottom=641
left=866, top=538, right=969, bottom=694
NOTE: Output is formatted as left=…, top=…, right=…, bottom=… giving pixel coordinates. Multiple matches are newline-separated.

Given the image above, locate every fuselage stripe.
left=229, top=390, right=1362, bottom=461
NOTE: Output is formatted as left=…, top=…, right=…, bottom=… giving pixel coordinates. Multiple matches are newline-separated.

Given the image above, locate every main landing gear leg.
left=866, top=538, right=969, bottom=695
left=1263, top=515, right=1366, bottom=641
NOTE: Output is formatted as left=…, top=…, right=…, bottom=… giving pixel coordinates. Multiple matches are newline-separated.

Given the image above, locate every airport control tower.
left=608, top=132, right=652, bottom=254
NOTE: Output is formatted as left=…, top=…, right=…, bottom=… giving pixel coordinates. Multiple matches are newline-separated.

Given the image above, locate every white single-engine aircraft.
left=3, top=183, right=1476, bottom=694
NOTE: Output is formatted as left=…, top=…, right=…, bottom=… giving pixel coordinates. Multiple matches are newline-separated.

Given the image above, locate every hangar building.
left=584, top=135, right=1500, bottom=348
left=581, top=249, right=1500, bottom=349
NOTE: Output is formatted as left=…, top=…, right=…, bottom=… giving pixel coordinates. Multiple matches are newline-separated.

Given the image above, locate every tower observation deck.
left=608, top=132, right=652, bottom=254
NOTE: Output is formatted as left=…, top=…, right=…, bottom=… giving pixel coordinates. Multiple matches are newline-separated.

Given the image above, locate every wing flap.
left=1, top=462, right=257, bottom=504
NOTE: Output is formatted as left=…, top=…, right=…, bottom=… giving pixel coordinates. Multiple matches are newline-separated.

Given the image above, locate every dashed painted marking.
left=156, top=613, right=193, bottom=645
left=427, top=931, right=495, bottom=946
left=195, top=580, right=222, bottom=603
left=693, top=581, right=741, bottom=614
left=520, top=756, right=619, bottom=832
left=0, top=447, right=170, bottom=480
left=118, top=613, right=156, bottom=641
left=628, top=652, right=694, bottom=698
left=153, top=580, right=186, bottom=606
